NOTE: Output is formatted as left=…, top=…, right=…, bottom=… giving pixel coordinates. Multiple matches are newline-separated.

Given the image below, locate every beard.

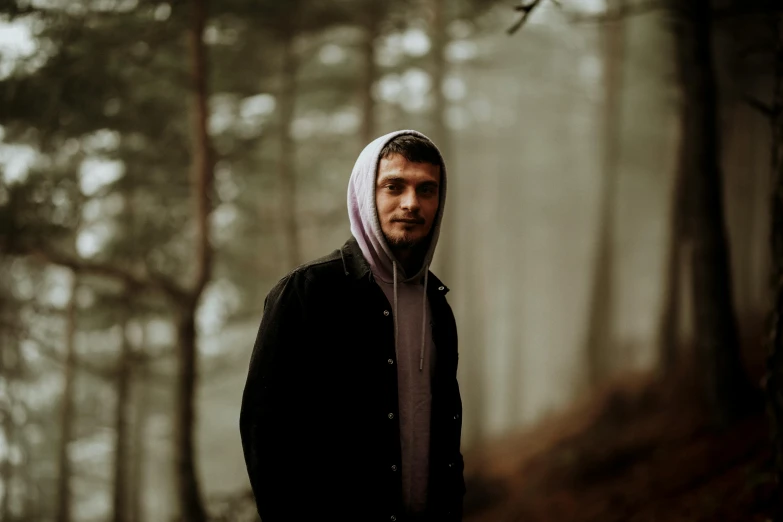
left=384, top=230, right=428, bottom=250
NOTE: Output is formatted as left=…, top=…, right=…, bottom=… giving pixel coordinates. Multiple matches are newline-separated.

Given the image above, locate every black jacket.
left=239, top=237, right=465, bottom=522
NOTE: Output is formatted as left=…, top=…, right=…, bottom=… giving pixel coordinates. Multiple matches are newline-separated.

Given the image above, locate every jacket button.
left=383, top=310, right=390, bottom=316
left=388, top=413, right=394, bottom=419
left=438, top=286, right=445, bottom=291
left=448, top=462, right=454, bottom=468
left=387, top=358, right=394, bottom=365
left=391, top=464, right=398, bottom=471
left=390, top=517, right=397, bottom=521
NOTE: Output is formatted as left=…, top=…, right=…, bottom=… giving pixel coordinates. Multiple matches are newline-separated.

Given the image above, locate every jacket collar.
left=341, top=237, right=450, bottom=295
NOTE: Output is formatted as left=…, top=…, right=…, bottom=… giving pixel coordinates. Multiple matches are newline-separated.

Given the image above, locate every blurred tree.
left=0, top=269, right=41, bottom=522
left=430, top=0, right=450, bottom=161
left=56, top=274, right=78, bottom=522
left=584, top=0, right=626, bottom=387
left=276, top=8, right=303, bottom=269
left=657, top=0, right=693, bottom=375
left=172, top=0, right=213, bottom=519
left=0, top=285, right=19, bottom=521
left=0, top=0, right=215, bottom=517
left=112, top=297, right=133, bottom=522
left=677, top=0, right=755, bottom=423
left=358, top=1, right=382, bottom=144
left=508, top=0, right=758, bottom=421
left=766, top=6, right=783, bottom=495
left=129, top=344, right=150, bottom=522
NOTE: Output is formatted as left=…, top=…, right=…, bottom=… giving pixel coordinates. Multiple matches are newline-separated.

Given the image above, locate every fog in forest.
left=0, top=0, right=780, bottom=521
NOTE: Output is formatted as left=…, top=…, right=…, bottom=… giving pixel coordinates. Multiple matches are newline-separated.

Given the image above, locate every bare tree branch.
left=507, top=0, right=545, bottom=35
left=0, top=320, right=117, bottom=381
left=23, top=247, right=188, bottom=302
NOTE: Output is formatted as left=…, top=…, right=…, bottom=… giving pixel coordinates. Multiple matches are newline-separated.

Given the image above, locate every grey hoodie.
left=346, top=129, right=447, bottom=516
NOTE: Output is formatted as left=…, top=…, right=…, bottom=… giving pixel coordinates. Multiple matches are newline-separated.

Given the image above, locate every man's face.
left=375, top=153, right=441, bottom=249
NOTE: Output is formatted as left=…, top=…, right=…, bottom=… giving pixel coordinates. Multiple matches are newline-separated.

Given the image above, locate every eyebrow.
left=376, top=176, right=439, bottom=187
left=377, top=176, right=406, bottom=185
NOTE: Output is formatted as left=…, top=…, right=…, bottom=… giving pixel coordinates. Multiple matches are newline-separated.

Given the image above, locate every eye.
left=385, top=184, right=400, bottom=191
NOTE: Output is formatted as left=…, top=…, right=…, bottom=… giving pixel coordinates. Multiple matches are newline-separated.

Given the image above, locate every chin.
left=385, top=232, right=425, bottom=249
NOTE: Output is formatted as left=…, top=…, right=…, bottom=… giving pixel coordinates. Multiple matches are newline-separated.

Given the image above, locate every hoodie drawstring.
left=393, top=261, right=399, bottom=360
left=392, top=261, right=428, bottom=372
left=420, top=267, right=428, bottom=371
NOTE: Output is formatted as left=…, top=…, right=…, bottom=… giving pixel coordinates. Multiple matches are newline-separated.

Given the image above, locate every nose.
left=400, top=187, right=420, bottom=212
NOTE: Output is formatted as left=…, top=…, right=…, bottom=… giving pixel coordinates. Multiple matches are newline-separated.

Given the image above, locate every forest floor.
left=463, top=346, right=781, bottom=522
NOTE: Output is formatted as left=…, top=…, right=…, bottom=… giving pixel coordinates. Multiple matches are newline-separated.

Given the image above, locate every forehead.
left=377, top=153, right=440, bottom=183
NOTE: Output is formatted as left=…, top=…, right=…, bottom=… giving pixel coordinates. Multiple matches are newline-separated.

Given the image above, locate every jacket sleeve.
left=452, top=344, right=467, bottom=520
left=239, top=272, right=320, bottom=521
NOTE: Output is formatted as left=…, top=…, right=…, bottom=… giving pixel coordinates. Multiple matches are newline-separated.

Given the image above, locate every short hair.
left=379, top=134, right=441, bottom=166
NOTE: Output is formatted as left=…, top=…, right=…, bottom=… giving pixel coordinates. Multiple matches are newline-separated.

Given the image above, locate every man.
left=240, top=130, right=464, bottom=522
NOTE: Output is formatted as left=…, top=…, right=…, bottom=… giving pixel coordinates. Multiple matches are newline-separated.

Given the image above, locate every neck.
left=391, top=245, right=425, bottom=277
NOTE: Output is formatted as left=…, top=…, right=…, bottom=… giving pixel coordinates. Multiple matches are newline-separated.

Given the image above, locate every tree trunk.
left=172, top=0, right=213, bottom=519
left=56, top=275, right=78, bottom=522
left=430, top=0, right=455, bottom=283
left=0, top=297, right=13, bottom=522
left=683, top=0, right=755, bottom=424
left=658, top=6, right=693, bottom=375
left=584, top=0, right=625, bottom=387
left=278, top=26, right=301, bottom=270
left=462, top=234, right=485, bottom=445
left=359, top=3, right=380, bottom=145
left=430, top=0, right=450, bottom=161
left=658, top=156, right=686, bottom=374
left=188, top=0, right=213, bottom=297
left=129, top=348, right=149, bottom=522
left=765, top=9, right=783, bottom=494
left=112, top=303, right=132, bottom=522
left=0, top=403, right=10, bottom=522
left=174, top=307, right=206, bottom=522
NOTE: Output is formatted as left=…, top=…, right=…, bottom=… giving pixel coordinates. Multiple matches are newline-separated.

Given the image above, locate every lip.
left=393, top=219, right=424, bottom=224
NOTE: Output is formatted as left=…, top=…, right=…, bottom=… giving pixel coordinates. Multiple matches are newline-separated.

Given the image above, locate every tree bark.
left=359, top=3, right=380, bottom=145
left=682, top=0, right=755, bottom=424
left=174, top=306, right=206, bottom=522
left=56, top=275, right=78, bottom=522
left=658, top=5, right=693, bottom=375
left=0, top=403, right=10, bottom=522
left=112, top=303, right=132, bottom=522
left=584, top=0, right=626, bottom=387
left=430, top=0, right=455, bottom=284
left=0, top=297, right=13, bottom=522
left=129, top=346, right=149, bottom=522
left=189, top=0, right=213, bottom=297
left=172, top=0, right=213, bottom=519
left=765, top=8, right=783, bottom=494
left=278, top=25, right=301, bottom=270
left=658, top=153, right=687, bottom=374
left=431, top=0, right=450, bottom=161
left=462, top=235, right=485, bottom=445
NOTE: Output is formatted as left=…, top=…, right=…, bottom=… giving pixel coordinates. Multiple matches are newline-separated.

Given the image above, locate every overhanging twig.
left=507, top=0, right=545, bottom=35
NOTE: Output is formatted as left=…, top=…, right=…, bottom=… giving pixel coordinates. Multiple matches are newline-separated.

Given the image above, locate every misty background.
left=0, top=0, right=779, bottom=521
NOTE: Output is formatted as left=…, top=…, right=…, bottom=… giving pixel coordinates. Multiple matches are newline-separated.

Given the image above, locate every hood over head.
left=347, top=129, right=447, bottom=284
